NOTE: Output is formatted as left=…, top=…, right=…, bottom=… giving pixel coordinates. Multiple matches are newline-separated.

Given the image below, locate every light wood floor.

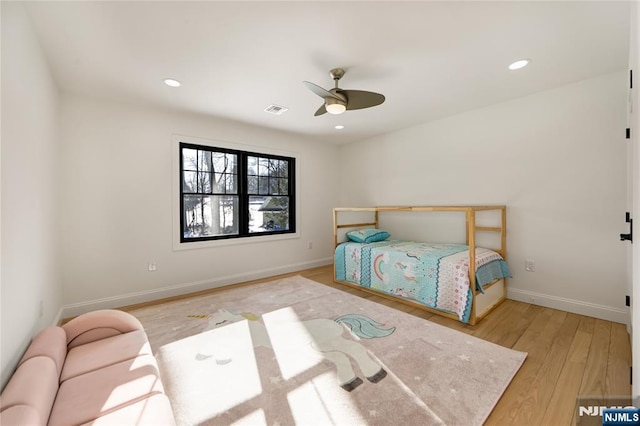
left=122, top=264, right=633, bottom=426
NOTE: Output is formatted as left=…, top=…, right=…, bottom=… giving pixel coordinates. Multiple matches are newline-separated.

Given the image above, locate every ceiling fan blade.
left=339, top=89, right=385, bottom=111
left=314, top=104, right=327, bottom=116
left=303, top=81, right=342, bottom=101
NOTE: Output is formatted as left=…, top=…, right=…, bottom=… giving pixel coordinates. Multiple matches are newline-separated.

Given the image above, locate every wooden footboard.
left=333, top=205, right=508, bottom=325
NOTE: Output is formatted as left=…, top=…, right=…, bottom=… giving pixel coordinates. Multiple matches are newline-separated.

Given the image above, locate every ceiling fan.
left=303, top=68, right=385, bottom=116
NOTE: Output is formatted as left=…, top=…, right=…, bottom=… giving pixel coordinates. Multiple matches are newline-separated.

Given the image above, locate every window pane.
left=248, top=175, right=258, bottom=193
left=269, top=177, right=286, bottom=195
left=183, top=195, right=238, bottom=238
left=258, top=176, right=269, bottom=194
left=183, top=171, right=197, bottom=192
left=226, top=173, right=237, bottom=193
left=226, top=153, right=238, bottom=173
left=198, top=172, right=212, bottom=193
left=182, top=148, right=198, bottom=171
left=269, top=159, right=279, bottom=176
left=271, top=160, right=286, bottom=177
left=183, top=195, right=204, bottom=236
left=211, top=173, right=237, bottom=194
left=211, top=152, right=227, bottom=172
left=247, top=156, right=258, bottom=176
left=279, top=178, right=289, bottom=195
left=258, top=157, right=270, bottom=176
left=249, top=196, right=289, bottom=233
left=198, top=150, right=212, bottom=172
left=281, top=160, right=289, bottom=176
left=212, top=173, right=224, bottom=193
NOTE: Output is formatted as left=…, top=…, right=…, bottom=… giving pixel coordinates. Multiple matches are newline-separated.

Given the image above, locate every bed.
left=333, top=206, right=510, bottom=325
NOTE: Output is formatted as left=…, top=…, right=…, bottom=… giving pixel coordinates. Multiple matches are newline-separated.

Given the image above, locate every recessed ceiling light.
left=508, top=59, right=530, bottom=70
left=335, top=125, right=345, bottom=130
left=164, top=78, right=181, bottom=87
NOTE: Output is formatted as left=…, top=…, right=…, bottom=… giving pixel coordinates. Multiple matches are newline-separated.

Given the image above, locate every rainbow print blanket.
left=334, top=241, right=510, bottom=322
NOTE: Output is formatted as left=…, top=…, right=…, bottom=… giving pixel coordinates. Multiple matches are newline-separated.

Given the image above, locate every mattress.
left=335, top=240, right=511, bottom=322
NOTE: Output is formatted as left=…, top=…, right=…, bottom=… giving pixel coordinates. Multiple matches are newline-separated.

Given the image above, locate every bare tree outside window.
left=182, top=147, right=238, bottom=238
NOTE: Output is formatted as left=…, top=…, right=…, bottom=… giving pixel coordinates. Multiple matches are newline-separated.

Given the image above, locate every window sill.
left=172, top=231, right=300, bottom=251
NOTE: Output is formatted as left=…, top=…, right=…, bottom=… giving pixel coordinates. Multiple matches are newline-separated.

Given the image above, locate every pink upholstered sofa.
left=0, top=309, right=176, bottom=425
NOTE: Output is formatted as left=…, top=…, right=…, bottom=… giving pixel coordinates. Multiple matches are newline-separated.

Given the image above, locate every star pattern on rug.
left=369, top=410, right=378, bottom=417
left=269, top=376, right=282, bottom=385
left=450, top=388, right=458, bottom=394
left=414, top=375, right=422, bottom=381
left=429, top=357, right=437, bottom=361
left=436, top=340, right=443, bottom=345
left=457, top=354, right=470, bottom=361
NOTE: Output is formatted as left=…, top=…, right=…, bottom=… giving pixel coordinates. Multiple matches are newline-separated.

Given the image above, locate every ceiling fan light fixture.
left=325, top=97, right=346, bottom=114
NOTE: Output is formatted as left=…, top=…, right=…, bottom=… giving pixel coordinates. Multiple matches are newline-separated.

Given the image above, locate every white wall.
left=1, top=3, right=62, bottom=388
left=339, top=71, right=628, bottom=323
left=58, top=94, right=339, bottom=315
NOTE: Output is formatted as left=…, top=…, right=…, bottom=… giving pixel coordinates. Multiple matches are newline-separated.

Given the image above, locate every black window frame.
left=179, top=142, right=296, bottom=243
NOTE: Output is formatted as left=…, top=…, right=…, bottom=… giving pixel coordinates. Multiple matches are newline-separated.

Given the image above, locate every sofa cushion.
left=60, top=329, right=152, bottom=382
left=0, top=405, right=41, bottom=425
left=18, top=326, right=67, bottom=377
left=63, top=309, right=145, bottom=349
left=48, top=354, right=165, bottom=426
left=0, top=357, right=59, bottom=425
left=80, top=394, right=175, bottom=425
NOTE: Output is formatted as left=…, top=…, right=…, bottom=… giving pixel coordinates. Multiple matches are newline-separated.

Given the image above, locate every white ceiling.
left=24, top=1, right=630, bottom=144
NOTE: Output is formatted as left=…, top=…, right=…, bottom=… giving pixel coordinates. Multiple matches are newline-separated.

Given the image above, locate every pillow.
left=346, top=229, right=390, bottom=243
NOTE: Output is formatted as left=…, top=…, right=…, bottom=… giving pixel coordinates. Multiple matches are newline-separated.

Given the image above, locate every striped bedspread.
left=334, top=241, right=511, bottom=322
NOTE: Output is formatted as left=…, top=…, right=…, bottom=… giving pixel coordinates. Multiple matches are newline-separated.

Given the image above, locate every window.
left=180, top=142, right=295, bottom=242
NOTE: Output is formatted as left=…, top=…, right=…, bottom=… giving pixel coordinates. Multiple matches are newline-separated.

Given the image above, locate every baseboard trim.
left=60, top=257, right=333, bottom=319
left=52, top=307, right=64, bottom=326
left=508, top=287, right=628, bottom=324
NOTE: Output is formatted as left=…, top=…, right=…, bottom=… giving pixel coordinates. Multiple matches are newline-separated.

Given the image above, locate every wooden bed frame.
left=332, top=205, right=508, bottom=325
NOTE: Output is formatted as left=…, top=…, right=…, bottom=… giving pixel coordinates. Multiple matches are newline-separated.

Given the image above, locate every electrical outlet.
left=307, top=241, right=313, bottom=249
left=525, top=259, right=535, bottom=272
left=148, top=261, right=157, bottom=272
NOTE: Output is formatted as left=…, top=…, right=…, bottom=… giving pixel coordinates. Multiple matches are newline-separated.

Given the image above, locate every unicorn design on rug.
left=200, top=309, right=395, bottom=391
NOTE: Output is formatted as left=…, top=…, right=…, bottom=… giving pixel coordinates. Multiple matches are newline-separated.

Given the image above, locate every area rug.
left=130, top=276, right=527, bottom=425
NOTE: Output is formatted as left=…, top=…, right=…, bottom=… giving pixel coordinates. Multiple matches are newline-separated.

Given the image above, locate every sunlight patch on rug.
left=131, top=275, right=526, bottom=425
left=262, top=307, right=325, bottom=381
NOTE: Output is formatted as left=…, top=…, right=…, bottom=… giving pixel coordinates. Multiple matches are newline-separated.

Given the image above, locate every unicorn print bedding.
left=334, top=241, right=511, bottom=323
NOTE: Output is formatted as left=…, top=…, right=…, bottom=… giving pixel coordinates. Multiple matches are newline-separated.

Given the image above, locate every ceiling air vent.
left=264, top=104, right=288, bottom=115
